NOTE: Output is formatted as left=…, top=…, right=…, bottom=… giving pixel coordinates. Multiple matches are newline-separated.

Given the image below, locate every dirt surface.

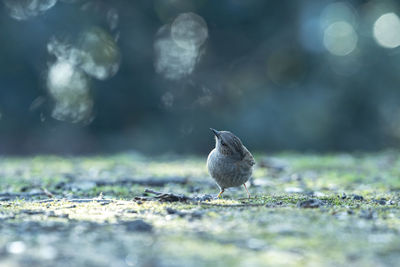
left=0, top=152, right=400, bottom=266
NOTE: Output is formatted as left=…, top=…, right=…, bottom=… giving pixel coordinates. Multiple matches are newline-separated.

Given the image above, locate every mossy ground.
left=0, top=152, right=400, bottom=266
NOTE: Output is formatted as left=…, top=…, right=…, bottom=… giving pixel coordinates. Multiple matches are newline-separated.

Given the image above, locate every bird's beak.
left=210, top=128, right=220, bottom=138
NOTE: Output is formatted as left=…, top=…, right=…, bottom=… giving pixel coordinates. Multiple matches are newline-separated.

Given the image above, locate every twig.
left=67, top=199, right=113, bottom=203
left=42, top=188, right=54, bottom=198
left=144, top=188, right=192, bottom=202
left=198, top=202, right=264, bottom=207
left=142, top=189, right=259, bottom=205
left=0, top=191, right=53, bottom=200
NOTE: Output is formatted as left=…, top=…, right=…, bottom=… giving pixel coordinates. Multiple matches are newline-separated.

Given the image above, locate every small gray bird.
left=207, top=128, right=255, bottom=198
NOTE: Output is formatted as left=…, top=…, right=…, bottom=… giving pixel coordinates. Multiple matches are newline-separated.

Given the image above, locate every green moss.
left=0, top=152, right=400, bottom=266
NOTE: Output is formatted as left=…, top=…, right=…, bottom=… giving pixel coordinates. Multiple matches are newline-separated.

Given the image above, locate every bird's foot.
left=243, top=183, right=251, bottom=199
left=216, top=189, right=224, bottom=199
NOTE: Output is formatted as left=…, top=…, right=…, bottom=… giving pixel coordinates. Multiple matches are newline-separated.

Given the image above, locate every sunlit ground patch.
left=1, top=153, right=400, bottom=266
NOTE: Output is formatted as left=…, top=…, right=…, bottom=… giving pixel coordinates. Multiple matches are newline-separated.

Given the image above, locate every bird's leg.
left=217, top=188, right=225, bottom=198
left=243, top=183, right=250, bottom=199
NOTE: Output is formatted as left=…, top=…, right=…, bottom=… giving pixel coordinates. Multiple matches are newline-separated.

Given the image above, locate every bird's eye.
left=220, top=141, right=227, bottom=146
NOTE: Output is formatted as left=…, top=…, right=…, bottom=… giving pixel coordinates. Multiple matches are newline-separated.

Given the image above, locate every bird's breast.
left=207, top=149, right=253, bottom=188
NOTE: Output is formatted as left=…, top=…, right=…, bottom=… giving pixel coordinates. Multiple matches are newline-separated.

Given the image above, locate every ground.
left=0, top=152, right=400, bottom=267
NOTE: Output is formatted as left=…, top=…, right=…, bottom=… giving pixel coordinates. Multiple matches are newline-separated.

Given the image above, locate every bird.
left=207, top=128, right=255, bottom=199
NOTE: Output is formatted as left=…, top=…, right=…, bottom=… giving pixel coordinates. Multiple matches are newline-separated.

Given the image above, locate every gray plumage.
left=207, top=128, right=255, bottom=198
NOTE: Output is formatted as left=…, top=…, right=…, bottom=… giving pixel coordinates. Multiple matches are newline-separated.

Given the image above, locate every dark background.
left=1, top=0, right=400, bottom=155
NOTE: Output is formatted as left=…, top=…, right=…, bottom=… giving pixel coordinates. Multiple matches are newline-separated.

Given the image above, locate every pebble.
left=123, top=220, right=153, bottom=232
left=352, top=195, right=364, bottom=201
left=374, top=198, right=386, bottom=205
left=359, top=209, right=377, bottom=220
left=297, top=199, right=325, bottom=208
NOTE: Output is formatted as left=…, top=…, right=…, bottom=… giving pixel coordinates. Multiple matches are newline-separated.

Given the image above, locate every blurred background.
left=1, top=0, right=400, bottom=155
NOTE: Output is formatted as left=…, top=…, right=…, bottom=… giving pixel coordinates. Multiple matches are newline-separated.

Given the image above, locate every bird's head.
left=210, top=128, right=245, bottom=158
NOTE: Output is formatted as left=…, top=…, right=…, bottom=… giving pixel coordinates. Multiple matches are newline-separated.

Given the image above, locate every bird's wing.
left=242, top=146, right=255, bottom=166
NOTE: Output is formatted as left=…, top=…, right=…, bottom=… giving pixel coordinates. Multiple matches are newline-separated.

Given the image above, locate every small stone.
left=297, top=199, right=324, bottom=208
left=54, top=182, right=66, bottom=189
left=21, top=210, right=45, bottom=215
left=265, top=201, right=284, bottom=208
left=189, top=186, right=200, bottom=193
left=193, top=194, right=213, bottom=202
left=125, top=209, right=137, bottom=213
left=352, top=195, right=364, bottom=201
left=46, top=211, right=69, bottom=219
left=166, top=207, right=178, bottom=215
left=190, top=211, right=203, bottom=219
left=123, top=220, right=153, bottom=232
left=20, top=186, right=31, bottom=192
left=375, top=198, right=386, bottom=205
left=347, top=209, right=354, bottom=215
left=359, top=209, right=377, bottom=220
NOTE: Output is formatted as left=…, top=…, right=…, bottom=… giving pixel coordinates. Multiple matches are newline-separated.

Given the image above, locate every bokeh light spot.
left=154, top=0, right=204, bottom=23
left=107, top=9, right=119, bottom=31
left=323, top=21, right=357, bottom=56
left=47, top=60, right=93, bottom=123
left=3, top=0, right=57, bottom=20
left=320, top=2, right=357, bottom=29
left=171, top=12, right=208, bottom=51
left=154, top=13, right=208, bottom=80
left=48, top=27, right=120, bottom=80
left=154, top=30, right=201, bottom=80
left=373, top=12, right=400, bottom=49
left=48, top=60, right=75, bottom=89
left=161, top=92, right=174, bottom=108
